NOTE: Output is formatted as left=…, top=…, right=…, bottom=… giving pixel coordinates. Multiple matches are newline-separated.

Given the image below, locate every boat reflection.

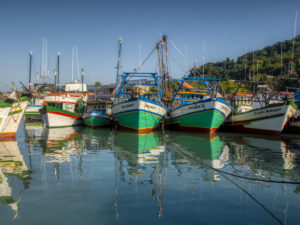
left=112, top=131, right=165, bottom=174
left=81, top=127, right=112, bottom=150
left=169, top=132, right=229, bottom=181
left=0, top=139, right=31, bottom=219
left=42, top=127, right=84, bottom=164
left=225, top=133, right=300, bottom=182
left=24, top=122, right=45, bottom=148
left=112, top=131, right=167, bottom=218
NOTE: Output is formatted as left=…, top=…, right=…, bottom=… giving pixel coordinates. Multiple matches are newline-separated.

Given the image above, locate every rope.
left=136, top=47, right=156, bottom=72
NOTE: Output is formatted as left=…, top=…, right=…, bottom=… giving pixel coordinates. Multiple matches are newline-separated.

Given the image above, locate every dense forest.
left=189, top=35, right=300, bottom=91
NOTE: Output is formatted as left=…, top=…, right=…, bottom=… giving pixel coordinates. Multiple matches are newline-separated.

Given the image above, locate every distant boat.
left=223, top=89, right=297, bottom=134
left=82, top=98, right=112, bottom=127
left=287, top=90, right=300, bottom=132
left=82, top=109, right=111, bottom=127
left=166, top=77, right=232, bottom=134
left=24, top=94, right=45, bottom=121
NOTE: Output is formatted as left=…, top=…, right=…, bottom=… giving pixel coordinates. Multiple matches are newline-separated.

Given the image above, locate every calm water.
left=1, top=121, right=300, bottom=225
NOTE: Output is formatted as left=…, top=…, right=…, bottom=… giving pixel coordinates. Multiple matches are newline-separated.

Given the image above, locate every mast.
left=156, top=43, right=163, bottom=77
left=29, top=51, right=32, bottom=87
left=162, top=35, right=170, bottom=79
left=54, top=69, right=57, bottom=93
left=115, top=39, right=122, bottom=104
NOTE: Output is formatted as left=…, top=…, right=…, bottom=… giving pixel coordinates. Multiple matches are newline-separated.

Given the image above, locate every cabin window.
left=64, top=103, right=72, bottom=109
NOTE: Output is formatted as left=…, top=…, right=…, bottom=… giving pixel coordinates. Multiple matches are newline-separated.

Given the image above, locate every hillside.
left=189, top=35, right=300, bottom=90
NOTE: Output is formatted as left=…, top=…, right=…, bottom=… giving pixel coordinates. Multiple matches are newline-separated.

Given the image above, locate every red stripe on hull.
left=166, top=123, right=218, bottom=134
left=46, top=110, right=79, bottom=119
left=0, top=133, right=17, bottom=141
left=220, top=125, right=281, bottom=135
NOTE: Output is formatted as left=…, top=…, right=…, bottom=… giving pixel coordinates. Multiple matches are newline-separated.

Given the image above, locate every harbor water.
left=1, top=121, right=300, bottom=225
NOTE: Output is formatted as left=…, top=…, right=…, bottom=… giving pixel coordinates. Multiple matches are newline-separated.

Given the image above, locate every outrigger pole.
left=57, top=52, right=60, bottom=85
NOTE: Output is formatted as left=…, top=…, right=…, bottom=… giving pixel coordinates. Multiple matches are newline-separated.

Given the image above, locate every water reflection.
left=1, top=126, right=300, bottom=225
left=0, top=139, right=31, bottom=219
left=112, top=131, right=167, bottom=218
left=43, top=127, right=84, bottom=163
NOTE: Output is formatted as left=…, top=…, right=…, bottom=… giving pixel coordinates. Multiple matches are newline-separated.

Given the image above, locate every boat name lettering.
left=254, top=108, right=281, bottom=115
left=145, top=104, right=156, bottom=110
left=188, top=104, right=205, bottom=110
left=220, top=105, right=230, bottom=112
left=121, top=104, right=134, bottom=109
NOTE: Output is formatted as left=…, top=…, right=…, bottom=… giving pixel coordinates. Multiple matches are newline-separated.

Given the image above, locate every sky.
left=0, top=0, right=299, bottom=91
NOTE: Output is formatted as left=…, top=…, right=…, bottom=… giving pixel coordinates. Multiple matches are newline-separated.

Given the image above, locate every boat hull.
left=82, top=112, right=111, bottom=127
left=41, top=105, right=81, bottom=128
left=0, top=100, right=28, bottom=140
left=24, top=105, right=43, bottom=121
left=112, top=98, right=167, bottom=133
left=223, top=101, right=297, bottom=134
left=166, top=98, right=232, bottom=134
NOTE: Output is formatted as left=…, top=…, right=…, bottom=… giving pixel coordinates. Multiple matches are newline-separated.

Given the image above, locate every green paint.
left=114, top=132, right=161, bottom=153
left=0, top=101, right=12, bottom=108
left=8, top=109, right=22, bottom=116
left=84, top=116, right=111, bottom=127
left=43, top=105, right=80, bottom=118
left=167, top=110, right=225, bottom=129
left=176, top=133, right=224, bottom=160
left=115, top=110, right=163, bottom=130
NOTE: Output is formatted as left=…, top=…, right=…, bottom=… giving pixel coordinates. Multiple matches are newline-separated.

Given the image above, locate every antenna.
left=252, top=45, right=255, bottom=81
left=185, top=44, right=188, bottom=75
left=76, top=47, right=80, bottom=81
left=139, top=42, right=142, bottom=72
left=281, top=43, right=283, bottom=75
left=244, top=47, right=247, bottom=80
left=291, top=10, right=298, bottom=75
left=202, top=40, right=205, bottom=78
left=72, top=47, right=74, bottom=81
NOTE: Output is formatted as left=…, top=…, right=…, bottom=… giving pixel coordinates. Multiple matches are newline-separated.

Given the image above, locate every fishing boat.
left=82, top=109, right=111, bottom=127
left=165, top=77, right=232, bottom=134
left=24, top=94, right=44, bottom=121
left=111, top=40, right=166, bottom=133
left=41, top=69, right=87, bottom=128
left=41, top=92, right=86, bottom=128
left=222, top=82, right=297, bottom=134
left=82, top=98, right=112, bottom=127
left=0, top=86, right=29, bottom=140
left=112, top=72, right=167, bottom=132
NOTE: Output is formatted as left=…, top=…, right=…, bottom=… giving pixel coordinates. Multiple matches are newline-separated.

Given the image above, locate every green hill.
left=189, top=35, right=300, bottom=90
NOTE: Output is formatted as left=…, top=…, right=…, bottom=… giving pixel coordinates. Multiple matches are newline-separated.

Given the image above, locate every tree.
left=94, top=82, right=101, bottom=87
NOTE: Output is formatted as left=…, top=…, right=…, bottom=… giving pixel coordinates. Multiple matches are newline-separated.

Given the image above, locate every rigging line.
left=170, top=56, right=186, bottom=73
left=136, top=46, right=156, bottom=72
left=169, top=39, right=188, bottom=61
